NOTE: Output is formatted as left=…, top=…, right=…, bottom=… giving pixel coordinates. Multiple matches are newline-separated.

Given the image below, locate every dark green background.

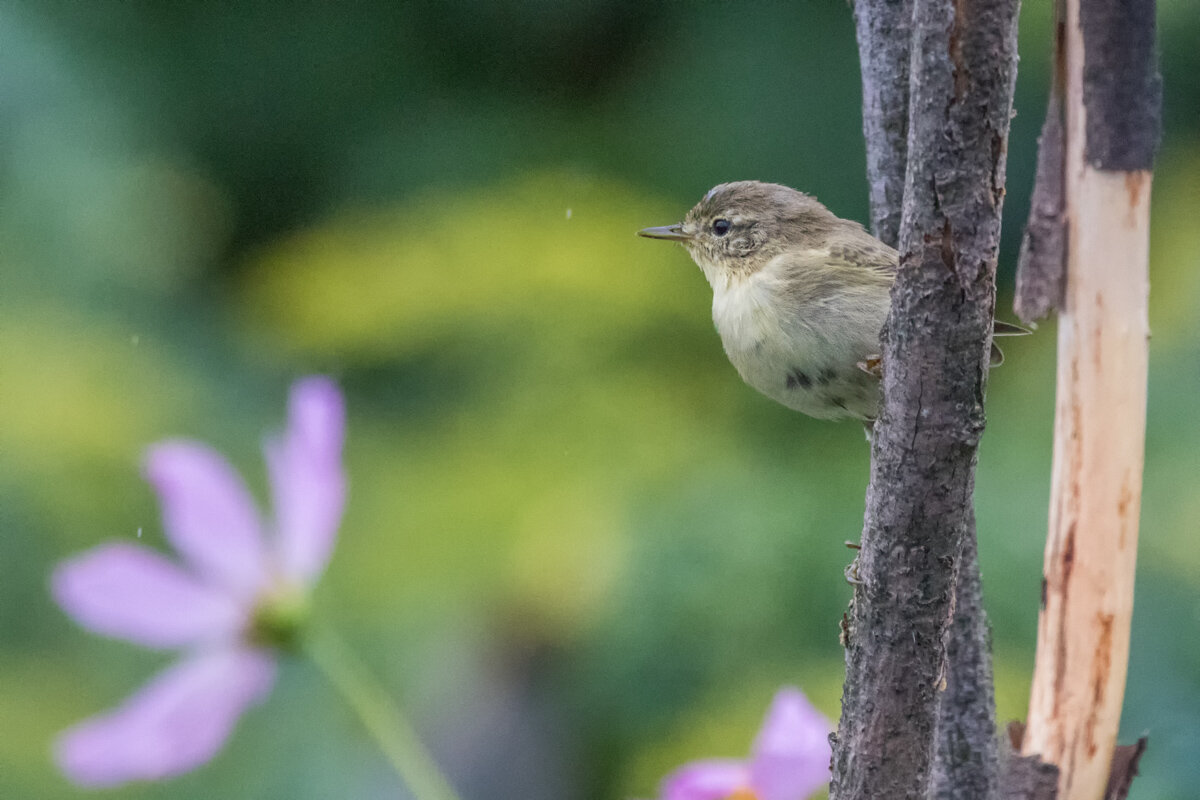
left=2, top=1, right=1198, bottom=798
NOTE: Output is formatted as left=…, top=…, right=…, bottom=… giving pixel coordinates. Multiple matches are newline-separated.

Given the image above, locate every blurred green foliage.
left=2, top=1, right=1198, bottom=799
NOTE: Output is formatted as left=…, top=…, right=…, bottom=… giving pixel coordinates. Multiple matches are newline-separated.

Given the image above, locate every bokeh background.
left=2, top=1, right=1198, bottom=798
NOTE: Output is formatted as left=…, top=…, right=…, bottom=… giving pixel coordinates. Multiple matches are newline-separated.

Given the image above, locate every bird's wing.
left=768, top=244, right=894, bottom=364
left=770, top=246, right=894, bottom=315
left=769, top=224, right=896, bottom=306
left=826, top=230, right=899, bottom=276
left=777, top=227, right=1026, bottom=367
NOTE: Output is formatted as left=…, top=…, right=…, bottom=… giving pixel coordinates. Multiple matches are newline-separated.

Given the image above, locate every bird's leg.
left=844, top=540, right=864, bottom=585
left=856, top=354, right=883, bottom=379
left=857, top=358, right=883, bottom=443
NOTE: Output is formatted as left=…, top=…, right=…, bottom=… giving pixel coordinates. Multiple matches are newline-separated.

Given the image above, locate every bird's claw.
left=857, top=355, right=883, bottom=379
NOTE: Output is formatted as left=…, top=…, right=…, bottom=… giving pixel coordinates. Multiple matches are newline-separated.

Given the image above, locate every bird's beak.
left=637, top=223, right=692, bottom=242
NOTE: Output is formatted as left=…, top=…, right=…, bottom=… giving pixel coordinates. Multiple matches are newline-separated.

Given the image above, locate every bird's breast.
left=710, top=275, right=777, bottom=352
left=710, top=274, right=880, bottom=421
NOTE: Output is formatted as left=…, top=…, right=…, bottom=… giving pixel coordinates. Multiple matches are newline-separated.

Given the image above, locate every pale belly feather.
left=710, top=272, right=881, bottom=421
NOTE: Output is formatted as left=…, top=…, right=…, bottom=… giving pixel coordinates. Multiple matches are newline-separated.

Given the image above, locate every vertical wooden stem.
left=852, top=0, right=913, bottom=248
left=831, top=0, right=1018, bottom=796
left=1021, top=1, right=1154, bottom=796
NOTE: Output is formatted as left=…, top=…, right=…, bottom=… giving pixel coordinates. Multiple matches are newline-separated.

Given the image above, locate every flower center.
left=726, top=790, right=759, bottom=800
left=249, top=585, right=310, bottom=651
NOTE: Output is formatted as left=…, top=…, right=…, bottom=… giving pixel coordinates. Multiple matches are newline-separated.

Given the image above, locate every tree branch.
left=852, top=0, right=913, bottom=247
left=854, top=0, right=1008, bottom=795
left=930, top=524, right=1002, bottom=800
left=832, top=0, right=1019, bottom=796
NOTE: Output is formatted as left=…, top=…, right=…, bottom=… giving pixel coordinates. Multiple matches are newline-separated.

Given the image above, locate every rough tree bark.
left=930, top=525, right=1002, bottom=800
left=852, top=0, right=913, bottom=247
left=831, top=0, right=1019, bottom=797
left=853, top=10, right=1009, bottom=790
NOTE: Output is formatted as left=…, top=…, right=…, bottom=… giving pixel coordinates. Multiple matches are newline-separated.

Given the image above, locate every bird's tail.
left=990, top=319, right=1031, bottom=365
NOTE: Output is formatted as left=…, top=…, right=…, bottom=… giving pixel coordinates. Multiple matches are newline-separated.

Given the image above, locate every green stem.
left=303, top=628, right=462, bottom=800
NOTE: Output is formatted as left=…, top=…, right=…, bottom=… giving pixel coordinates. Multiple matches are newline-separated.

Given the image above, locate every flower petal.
left=54, top=648, right=277, bottom=787
left=51, top=543, right=245, bottom=648
left=266, top=376, right=346, bottom=583
left=748, top=687, right=833, bottom=800
left=144, top=440, right=267, bottom=597
left=660, top=759, right=751, bottom=800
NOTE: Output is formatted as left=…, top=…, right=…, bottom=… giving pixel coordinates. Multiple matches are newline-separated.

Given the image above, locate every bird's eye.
left=712, top=219, right=732, bottom=237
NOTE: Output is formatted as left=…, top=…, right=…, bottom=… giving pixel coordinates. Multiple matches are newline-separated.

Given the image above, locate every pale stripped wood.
left=1021, top=0, right=1152, bottom=794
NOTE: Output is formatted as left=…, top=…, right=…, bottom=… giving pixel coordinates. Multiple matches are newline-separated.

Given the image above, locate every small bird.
left=639, top=180, right=1025, bottom=424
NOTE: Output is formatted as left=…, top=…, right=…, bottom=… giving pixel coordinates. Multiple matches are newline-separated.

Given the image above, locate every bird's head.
left=638, top=181, right=842, bottom=285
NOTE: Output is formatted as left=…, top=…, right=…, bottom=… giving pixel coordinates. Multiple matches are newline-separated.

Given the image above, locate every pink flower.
left=51, top=377, right=346, bottom=788
left=659, top=688, right=833, bottom=800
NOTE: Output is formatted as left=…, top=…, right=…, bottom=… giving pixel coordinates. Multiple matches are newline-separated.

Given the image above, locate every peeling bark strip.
left=1103, top=738, right=1148, bottom=800
left=1003, top=722, right=1061, bottom=800
left=1004, top=722, right=1148, bottom=800
left=830, top=0, right=1019, bottom=797
left=1016, top=0, right=1068, bottom=323
left=1021, top=0, right=1156, bottom=795
left=1080, top=0, right=1161, bottom=170
left=852, top=0, right=913, bottom=247
left=1000, top=754, right=1061, bottom=800
left=1014, top=91, right=1066, bottom=324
